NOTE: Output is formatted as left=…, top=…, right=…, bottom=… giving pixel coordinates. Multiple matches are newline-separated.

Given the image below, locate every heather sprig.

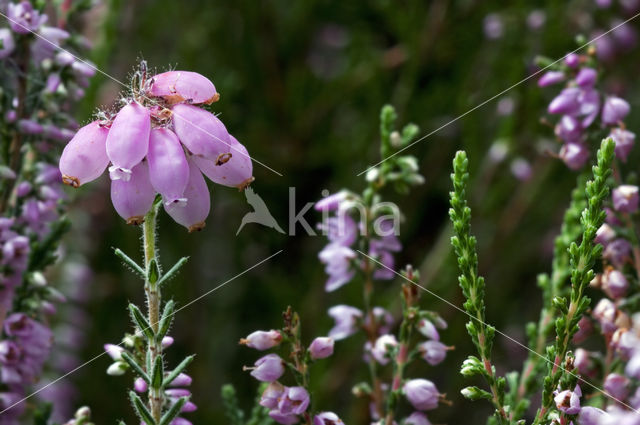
left=448, top=150, right=508, bottom=423
left=534, top=137, right=615, bottom=424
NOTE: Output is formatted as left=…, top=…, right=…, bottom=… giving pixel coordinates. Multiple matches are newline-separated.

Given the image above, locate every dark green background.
left=51, top=0, right=640, bottom=424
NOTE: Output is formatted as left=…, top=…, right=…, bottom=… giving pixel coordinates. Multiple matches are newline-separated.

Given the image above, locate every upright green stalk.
left=143, top=204, right=164, bottom=423
left=448, top=151, right=508, bottom=424
left=533, top=138, right=615, bottom=424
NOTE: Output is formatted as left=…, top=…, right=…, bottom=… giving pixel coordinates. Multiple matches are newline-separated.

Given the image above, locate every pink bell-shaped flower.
left=149, top=70, right=219, bottom=105
left=165, top=157, right=210, bottom=232
left=110, top=161, right=156, bottom=225
left=59, top=121, right=109, bottom=187
left=171, top=103, right=232, bottom=163
left=147, top=128, right=189, bottom=206
left=193, top=135, right=254, bottom=190
left=106, top=102, right=151, bottom=181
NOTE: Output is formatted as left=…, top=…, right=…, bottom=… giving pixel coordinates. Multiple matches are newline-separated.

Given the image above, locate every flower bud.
left=612, top=185, right=639, bottom=213
left=134, top=377, right=147, bottom=393
left=60, top=121, right=110, bottom=188
left=371, top=334, right=398, bottom=365
left=165, top=157, right=210, bottom=232
left=193, top=136, right=254, bottom=190
left=602, top=96, right=630, bottom=125
left=417, top=319, right=439, bottom=340
left=149, top=71, right=219, bottom=105
left=595, top=224, right=615, bottom=246
left=162, top=336, right=174, bottom=348
left=110, top=161, right=156, bottom=225
left=559, top=142, right=589, bottom=170
left=565, top=53, right=580, bottom=68
left=313, top=412, right=343, bottom=425
left=403, top=379, right=440, bottom=411
left=610, top=128, right=635, bottom=162
left=106, top=102, right=151, bottom=181
left=578, top=406, right=608, bottom=425
left=239, top=330, right=283, bottom=350
left=548, top=87, right=580, bottom=115
left=575, top=67, right=597, bottom=87
left=418, top=340, right=449, bottom=366
left=106, top=362, right=127, bottom=376
left=147, top=128, right=189, bottom=206
left=604, top=373, right=629, bottom=400
left=602, top=268, right=629, bottom=299
left=249, top=354, right=285, bottom=382
left=171, top=103, right=231, bottom=162
left=308, top=337, right=334, bottom=360
left=104, top=344, right=124, bottom=361
left=537, top=71, right=565, bottom=87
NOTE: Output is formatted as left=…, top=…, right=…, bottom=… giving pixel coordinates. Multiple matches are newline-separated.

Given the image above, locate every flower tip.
left=188, top=222, right=206, bottom=233
left=108, top=166, right=133, bottom=181
left=62, top=175, right=80, bottom=188
left=164, top=198, right=188, bottom=208
left=216, top=152, right=232, bottom=166
left=204, top=93, right=221, bottom=104
left=125, top=216, right=145, bottom=226
left=237, top=176, right=255, bottom=191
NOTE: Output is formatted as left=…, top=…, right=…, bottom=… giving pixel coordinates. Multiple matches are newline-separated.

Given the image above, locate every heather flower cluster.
left=60, top=65, right=254, bottom=231
left=241, top=307, right=343, bottom=425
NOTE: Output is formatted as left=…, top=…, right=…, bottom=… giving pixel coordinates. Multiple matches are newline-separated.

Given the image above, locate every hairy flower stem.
left=143, top=204, right=163, bottom=423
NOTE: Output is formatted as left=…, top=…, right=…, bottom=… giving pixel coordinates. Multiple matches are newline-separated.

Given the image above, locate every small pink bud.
left=149, top=70, right=219, bottom=105
left=104, top=344, right=124, bottom=361
left=603, top=373, right=629, bottom=400
left=171, top=103, right=231, bottom=163
left=162, top=336, right=174, bottom=348
left=168, top=373, right=192, bottom=387
left=239, top=330, right=283, bottom=350
left=60, top=121, right=110, bottom=188
left=193, top=136, right=254, bottom=190
left=134, top=377, right=147, bottom=393
left=106, top=102, right=151, bottom=181
left=249, top=354, right=285, bottom=382
left=612, top=185, right=639, bottom=213
left=403, top=379, right=440, bottom=411
left=537, top=71, right=565, bottom=87
left=418, top=340, right=450, bottom=366
left=147, top=128, right=189, bottom=206
left=110, top=161, right=156, bottom=225
left=417, top=319, right=439, bottom=341
left=164, top=157, right=210, bottom=232
left=308, top=337, right=334, bottom=360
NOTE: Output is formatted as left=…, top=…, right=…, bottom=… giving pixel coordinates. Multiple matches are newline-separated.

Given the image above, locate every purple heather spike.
left=59, top=121, right=110, bottom=188
left=147, top=128, right=189, bottom=206
left=149, top=71, right=219, bottom=105
left=171, top=103, right=232, bottom=163
left=165, top=157, right=210, bottom=232
left=106, top=102, right=151, bottom=181
left=110, top=161, right=156, bottom=225
left=193, top=136, right=253, bottom=190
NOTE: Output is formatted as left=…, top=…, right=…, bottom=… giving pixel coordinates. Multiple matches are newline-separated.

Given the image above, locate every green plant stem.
left=143, top=204, right=163, bottom=423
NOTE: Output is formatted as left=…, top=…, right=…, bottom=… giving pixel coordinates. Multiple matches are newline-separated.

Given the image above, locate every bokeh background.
left=44, top=0, right=640, bottom=424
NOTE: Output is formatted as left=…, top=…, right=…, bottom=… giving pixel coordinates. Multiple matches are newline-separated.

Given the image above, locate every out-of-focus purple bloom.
left=575, top=68, right=597, bottom=87
left=269, top=410, right=299, bottom=425
left=612, top=185, right=639, bottom=214
left=526, top=10, right=546, bottom=30
left=559, top=143, right=589, bottom=170
left=602, top=97, right=630, bottom=125
left=603, top=373, right=629, bottom=401
left=369, top=306, right=394, bottom=335
left=314, top=191, right=349, bottom=212
left=7, top=2, right=47, bottom=34
left=239, top=330, right=283, bottom=351
left=417, top=319, right=439, bottom=341
left=0, top=28, right=15, bottom=59
left=548, top=87, right=581, bottom=115
left=278, top=386, right=310, bottom=415
left=314, top=412, right=343, bottom=425
left=318, top=216, right=357, bottom=291
left=593, top=298, right=618, bottom=334
left=565, top=53, right=580, bottom=68
left=538, top=71, right=565, bottom=87
left=609, top=128, right=635, bottom=162
left=371, top=334, right=397, bottom=365
left=403, top=412, right=431, bottom=425
left=403, top=379, right=440, bottom=411
left=555, top=115, right=582, bottom=144
left=595, top=32, right=616, bottom=62
left=418, top=340, right=449, bottom=366
left=612, top=19, right=638, bottom=50
left=308, top=337, right=334, bottom=360
left=510, top=158, right=532, bottom=181
left=578, top=406, right=608, bottom=425
left=250, top=354, right=285, bottom=382
left=328, top=305, right=362, bottom=340
left=369, top=219, right=401, bottom=280
left=32, top=26, right=69, bottom=63
left=554, top=386, right=581, bottom=415
left=483, top=14, right=504, bottom=40
left=603, top=238, right=632, bottom=268
left=17, top=119, right=43, bottom=135
left=574, top=348, right=590, bottom=374
left=602, top=268, right=629, bottom=299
